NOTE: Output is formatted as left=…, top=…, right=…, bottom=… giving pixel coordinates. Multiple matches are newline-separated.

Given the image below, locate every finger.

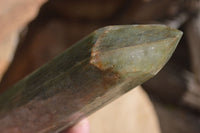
left=64, top=118, right=90, bottom=133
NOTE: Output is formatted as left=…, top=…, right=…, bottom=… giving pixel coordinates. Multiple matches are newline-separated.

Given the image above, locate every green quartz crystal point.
left=91, top=25, right=182, bottom=82
left=0, top=25, right=182, bottom=133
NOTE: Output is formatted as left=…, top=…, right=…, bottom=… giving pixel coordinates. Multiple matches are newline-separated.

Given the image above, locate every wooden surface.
left=0, top=0, right=47, bottom=82
left=0, top=0, right=47, bottom=45
left=183, top=11, right=200, bottom=111
left=89, top=86, right=161, bottom=133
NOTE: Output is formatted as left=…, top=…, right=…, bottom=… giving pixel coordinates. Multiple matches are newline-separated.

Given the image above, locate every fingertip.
left=64, top=118, right=90, bottom=133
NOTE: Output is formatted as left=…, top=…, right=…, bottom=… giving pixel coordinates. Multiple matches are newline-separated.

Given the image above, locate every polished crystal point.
left=0, top=25, right=182, bottom=133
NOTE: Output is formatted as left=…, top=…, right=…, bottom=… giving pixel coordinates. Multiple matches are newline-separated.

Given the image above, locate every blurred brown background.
left=0, top=0, right=200, bottom=133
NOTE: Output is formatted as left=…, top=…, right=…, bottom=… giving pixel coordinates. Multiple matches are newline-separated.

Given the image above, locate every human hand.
left=63, top=118, right=90, bottom=133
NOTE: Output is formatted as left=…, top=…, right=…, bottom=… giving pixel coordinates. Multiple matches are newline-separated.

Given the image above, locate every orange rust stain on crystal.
left=90, top=28, right=110, bottom=71
left=90, top=51, right=104, bottom=71
left=90, top=27, right=121, bottom=91
left=102, top=68, right=120, bottom=90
